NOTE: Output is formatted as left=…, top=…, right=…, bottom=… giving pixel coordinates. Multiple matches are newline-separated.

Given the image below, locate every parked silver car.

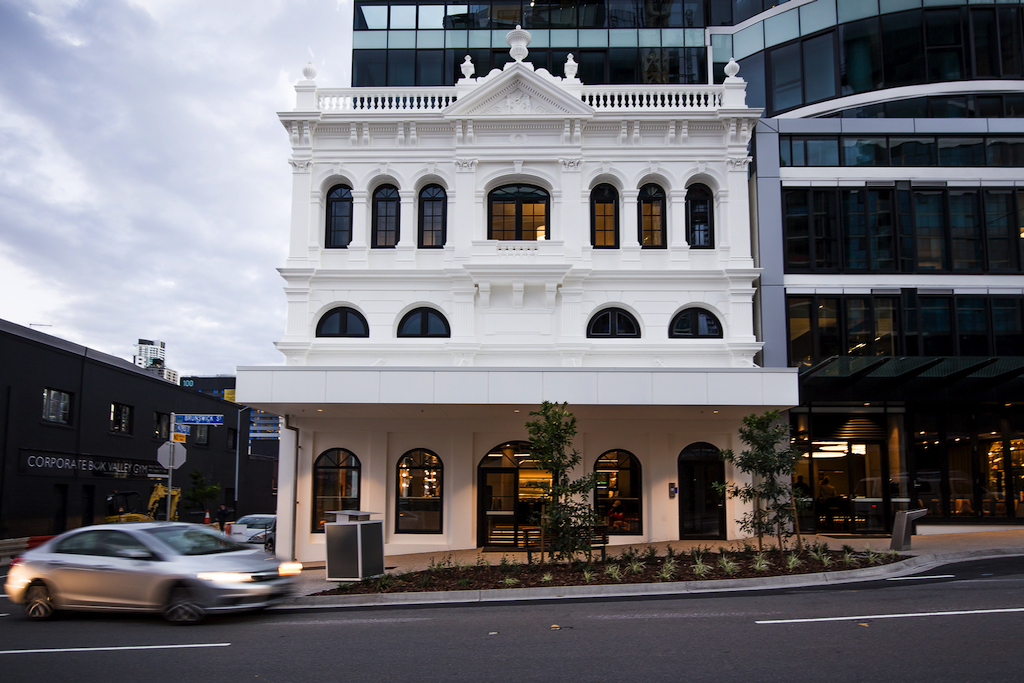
left=4, top=522, right=301, bottom=623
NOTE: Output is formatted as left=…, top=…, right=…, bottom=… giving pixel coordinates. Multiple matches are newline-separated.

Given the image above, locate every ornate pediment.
left=444, top=62, right=593, bottom=120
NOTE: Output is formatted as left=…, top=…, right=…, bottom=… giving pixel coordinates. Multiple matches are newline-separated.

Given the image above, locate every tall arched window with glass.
left=591, top=184, right=619, bottom=248
left=488, top=185, right=549, bottom=241
left=595, top=450, right=642, bottom=535
left=685, top=184, right=714, bottom=248
left=312, top=449, right=360, bottom=533
left=418, top=185, right=447, bottom=248
left=396, top=449, right=443, bottom=534
left=326, top=185, right=353, bottom=248
left=638, top=184, right=666, bottom=248
left=372, top=185, right=400, bottom=248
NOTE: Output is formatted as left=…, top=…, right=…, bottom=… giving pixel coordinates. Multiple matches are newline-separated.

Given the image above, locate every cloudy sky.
left=0, top=0, right=353, bottom=375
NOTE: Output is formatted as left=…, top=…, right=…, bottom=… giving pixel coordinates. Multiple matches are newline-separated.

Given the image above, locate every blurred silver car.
left=4, top=522, right=301, bottom=624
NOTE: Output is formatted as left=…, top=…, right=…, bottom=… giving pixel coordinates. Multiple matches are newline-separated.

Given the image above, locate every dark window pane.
left=353, top=50, right=387, bottom=86
left=387, top=50, right=415, bottom=86
left=525, top=0, right=576, bottom=28
left=492, top=1, right=523, bottom=29
left=920, top=297, right=953, bottom=355
left=929, top=96, right=969, bottom=118
left=607, top=0, right=638, bottom=28
left=869, top=189, right=895, bottom=270
left=999, top=8, right=1023, bottom=77
left=736, top=52, right=764, bottom=108
left=805, top=138, right=839, bottom=166
left=615, top=311, right=637, bottom=336
left=993, top=299, right=1024, bottom=355
left=416, top=50, right=445, bottom=86
left=841, top=17, right=882, bottom=95
left=972, top=9, right=999, bottom=78
left=818, top=298, right=842, bottom=359
left=846, top=298, right=871, bottom=356
left=591, top=310, right=612, bottom=336
left=802, top=33, right=836, bottom=104
left=788, top=297, right=813, bottom=366
left=814, top=190, right=840, bottom=269
left=770, top=42, right=802, bottom=112
left=686, top=184, right=713, bottom=248
left=957, top=297, right=990, bottom=355
left=346, top=311, right=368, bottom=336
left=842, top=138, right=887, bottom=167
left=986, top=138, right=1024, bottom=167
left=579, top=0, right=607, bottom=28
left=608, top=48, right=638, bottom=84
left=925, top=9, right=963, bottom=83
left=949, top=190, right=982, bottom=270
left=938, top=138, right=985, bottom=166
left=426, top=311, right=447, bottom=335
left=875, top=298, right=898, bottom=356
left=984, top=190, right=1015, bottom=271
left=784, top=190, right=810, bottom=269
left=579, top=50, right=606, bottom=83
left=975, top=96, right=1004, bottom=118
left=890, top=137, right=936, bottom=166
left=883, top=10, right=925, bottom=87
left=733, top=0, right=761, bottom=24
left=399, top=311, right=422, bottom=336
left=885, top=97, right=928, bottom=118
left=914, top=191, right=947, bottom=270
left=844, top=189, right=868, bottom=270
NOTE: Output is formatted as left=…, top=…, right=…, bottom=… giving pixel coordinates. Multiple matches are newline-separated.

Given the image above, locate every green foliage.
left=605, top=564, right=623, bottom=581
left=842, top=552, right=859, bottom=567
left=714, top=411, right=802, bottom=551
left=752, top=552, right=771, bottom=572
left=717, top=556, right=739, bottom=576
left=182, top=468, right=221, bottom=512
left=692, top=559, right=710, bottom=578
left=525, top=401, right=599, bottom=562
left=541, top=572, right=553, bottom=582
left=627, top=557, right=645, bottom=574
left=785, top=552, right=802, bottom=570
left=456, top=577, right=473, bottom=587
left=581, top=567, right=595, bottom=583
left=500, top=576, right=520, bottom=587
left=374, top=573, right=394, bottom=591
left=658, top=558, right=677, bottom=581
left=664, top=545, right=676, bottom=560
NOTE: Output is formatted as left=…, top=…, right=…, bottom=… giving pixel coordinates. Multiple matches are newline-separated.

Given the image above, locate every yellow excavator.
left=105, top=484, right=180, bottom=523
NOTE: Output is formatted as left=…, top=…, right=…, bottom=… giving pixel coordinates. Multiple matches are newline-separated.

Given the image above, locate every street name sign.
left=175, top=414, right=224, bottom=425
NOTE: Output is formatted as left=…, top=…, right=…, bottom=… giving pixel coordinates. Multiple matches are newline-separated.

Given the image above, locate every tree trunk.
left=755, top=492, right=763, bottom=552
left=790, top=492, right=803, bottom=552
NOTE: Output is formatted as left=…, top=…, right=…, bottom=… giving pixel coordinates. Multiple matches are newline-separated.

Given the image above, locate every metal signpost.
left=156, top=413, right=224, bottom=521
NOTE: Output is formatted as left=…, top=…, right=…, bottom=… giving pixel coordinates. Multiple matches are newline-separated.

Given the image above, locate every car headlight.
left=197, top=572, right=254, bottom=583
left=249, top=532, right=266, bottom=542
left=278, top=562, right=302, bottom=576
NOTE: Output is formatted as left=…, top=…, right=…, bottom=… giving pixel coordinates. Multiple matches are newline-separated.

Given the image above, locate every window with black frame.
left=42, top=388, right=71, bottom=424
left=685, top=183, right=713, bottom=248
left=489, top=185, right=549, bottom=240
left=312, top=449, right=361, bottom=533
left=372, top=185, right=400, bottom=247
left=591, top=183, right=619, bottom=248
left=110, top=403, right=132, bottom=435
left=638, top=183, right=666, bottom=248
left=396, top=449, right=443, bottom=533
left=398, top=307, right=451, bottom=337
left=326, top=185, right=353, bottom=248
left=588, top=307, right=640, bottom=338
left=418, top=185, right=447, bottom=248
left=669, top=308, right=722, bottom=338
left=595, top=450, right=642, bottom=535
left=317, top=306, right=370, bottom=338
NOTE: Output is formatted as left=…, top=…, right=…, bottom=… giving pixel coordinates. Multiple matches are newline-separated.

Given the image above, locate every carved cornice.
left=454, top=159, right=478, bottom=172
left=560, top=158, right=583, bottom=171
left=726, top=156, right=752, bottom=170
left=289, top=159, right=313, bottom=174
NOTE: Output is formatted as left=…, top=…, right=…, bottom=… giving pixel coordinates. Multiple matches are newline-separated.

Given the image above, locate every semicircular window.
left=670, top=308, right=723, bottom=338
left=316, top=307, right=369, bottom=337
left=587, top=307, right=640, bottom=338
left=398, top=307, right=451, bottom=337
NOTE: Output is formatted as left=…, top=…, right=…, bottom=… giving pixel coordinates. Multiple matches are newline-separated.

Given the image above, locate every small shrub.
left=499, top=554, right=519, bottom=573
left=664, top=545, right=676, bottom=560
left=843, top=552, right=859, bottom=567
left=456, top=577, right=473, bottom=587
left=582, top=567, right=595, bottom=583
left=866, top=548, right=882, bottom=565
left=692, top=559, right=710, bottom=578
left=419, top=575, right=432, bottom=589
left=886, top=549, right=899, bottom=561
left=786, top=552, right=802, bottom=570
left=500, top=576, right=520, bottom=587
left=808, top=547, right=825, bottom=563
left=374, top=574, right=394, bottom=591
left=476, top=555, right=489, bottom=568
left=628, top=558, right=645, bottom=574
left=605, top=564, right=623, bottom=581
left=752, top=552, right=771, bottom=572
left=643, top=545, right=659, bottom=564
left=718, top=556, right=739, bottom=576
left=541, top=572, right=553, bottom=582
left=819, top=554, right=833, bottom=568
left=658, top=558, right=677, bottom=580
left=841, top=544, right=855, bottom=555
left=617, top=547, right=640, bottom=563
left=691, top=546, right=708, bottom=563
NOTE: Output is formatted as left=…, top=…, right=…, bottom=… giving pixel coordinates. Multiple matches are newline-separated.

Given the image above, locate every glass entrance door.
left=678, top=443, right=726, bottom=539
left=477, top=441, right=552, bottom=548
left=480, top=471, right=516, bottom=547
left=810, top=442, right=889, bottom=532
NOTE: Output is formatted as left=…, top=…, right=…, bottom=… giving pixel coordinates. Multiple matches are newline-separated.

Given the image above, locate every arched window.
left=488, top=185, right=549, bottom=241
left=398, top=307, right=450, bottom=337
left=396, top=449, right=443, bottom=534
left=591, top=184, right=619, bottom=248
left=686, top=184, right=714, bottom=248
left=418, top=185, right=447, bottom=248
left=587, top=307, right=640, bottom=338
left=371, top=185, right=400, bottom=248
left=316, top=307, right=369, bottom=337
left=595, top=450, right=642, bottom=535
left=326, top=185, right=353, bottom=248
left=638, top=183, right=666, bottom=248
left=312, top=449, right=361, bottom=533
left=478, top=441, right=551, bottom=547
left=669, top=308, right=723, bottom=338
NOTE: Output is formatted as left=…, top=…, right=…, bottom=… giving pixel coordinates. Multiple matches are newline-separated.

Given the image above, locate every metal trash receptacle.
left=890, top=509, right=928, bottom=551
left=324, top=510, right=384, bottom=581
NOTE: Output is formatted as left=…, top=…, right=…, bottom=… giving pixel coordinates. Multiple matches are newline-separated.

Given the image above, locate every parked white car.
left=229, top=514, right=276, bottom=546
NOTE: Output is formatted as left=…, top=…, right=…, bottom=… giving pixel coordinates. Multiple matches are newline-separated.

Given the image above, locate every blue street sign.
left=172, top=424, right=191, bottom=434
left=174, top=414, right=224, bottom=425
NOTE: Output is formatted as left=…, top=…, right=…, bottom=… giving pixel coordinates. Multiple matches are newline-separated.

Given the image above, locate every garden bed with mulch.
left=311, top=543, right=905, bottom=595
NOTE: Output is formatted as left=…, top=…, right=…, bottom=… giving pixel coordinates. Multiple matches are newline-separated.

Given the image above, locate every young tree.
left=525, top=401, right=598, bottom=562
left=182, top=468, right=221, bottom=516
left=716, top=410, right=802, bottom=552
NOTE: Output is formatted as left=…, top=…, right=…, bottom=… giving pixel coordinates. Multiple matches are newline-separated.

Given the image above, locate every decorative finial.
left=564, top=53, right=578, bottom=80
left=506, top=25, right=531, bottom=62
left=302, top=62, right=317, bottom=80
left=724, top=58, right=740, bottom=78
left=460, top=55, right=475, bottom=79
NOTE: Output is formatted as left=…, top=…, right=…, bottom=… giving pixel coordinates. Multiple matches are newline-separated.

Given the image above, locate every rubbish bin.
left=890, top=509, right=928, bottom=551
left=324, top=510, right=385, bottom=581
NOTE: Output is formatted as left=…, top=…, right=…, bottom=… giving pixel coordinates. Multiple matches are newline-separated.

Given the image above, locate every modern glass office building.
left=335, top=0, right=1024, bottom=537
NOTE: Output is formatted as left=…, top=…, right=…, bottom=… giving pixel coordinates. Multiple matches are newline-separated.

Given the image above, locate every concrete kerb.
left=274, top=547, right=1024, bottom=611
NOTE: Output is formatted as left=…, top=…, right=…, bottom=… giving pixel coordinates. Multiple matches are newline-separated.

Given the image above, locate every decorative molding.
left=726, top=156, right=752, bottom=170
left=454, top=159, right=478, bottom=172
left=513, top=282, right=525, bottom=309
left=514, top=160, right=523, bottom=174
left=510, top=132, right=527, bottom=145
left=560, top=158, right=583, bottom=171
left=289, top=159, right=313, bottom=173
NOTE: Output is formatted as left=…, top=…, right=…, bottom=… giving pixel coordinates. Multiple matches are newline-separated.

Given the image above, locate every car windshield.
left=236, top=516, right=273, bottom=529
left=145, top=526, right=249, bottom=556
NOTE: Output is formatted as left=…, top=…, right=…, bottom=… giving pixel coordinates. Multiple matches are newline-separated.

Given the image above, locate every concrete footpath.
left=279, top=529, right=1024, bottom=609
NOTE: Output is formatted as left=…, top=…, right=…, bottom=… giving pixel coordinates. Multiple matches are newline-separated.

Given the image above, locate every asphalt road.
left=1, top=556, right=1022, bottom=682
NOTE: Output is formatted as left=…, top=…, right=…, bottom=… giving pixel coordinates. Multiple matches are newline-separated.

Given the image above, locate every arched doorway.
left=477, top=441, right=552, bottom=548
left=678, top=442, right=726, bottom=540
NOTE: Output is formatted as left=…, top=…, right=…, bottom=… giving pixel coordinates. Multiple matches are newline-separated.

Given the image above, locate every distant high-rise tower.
left=134, top=339, right=178, bottom=384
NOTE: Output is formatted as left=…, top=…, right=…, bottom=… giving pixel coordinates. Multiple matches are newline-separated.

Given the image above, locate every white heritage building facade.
left=238, top=28, right=798, bottom=562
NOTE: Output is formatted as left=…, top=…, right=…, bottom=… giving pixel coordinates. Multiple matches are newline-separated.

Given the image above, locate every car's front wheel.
left=24, top=583, right=55, bottom=620
left=264, top=537, right=275, bottom=555
left=163, top=585, right=205, bottom=624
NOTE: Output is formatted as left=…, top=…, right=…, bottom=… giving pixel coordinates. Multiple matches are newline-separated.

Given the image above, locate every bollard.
left=890, top=509, right=928, bottom=551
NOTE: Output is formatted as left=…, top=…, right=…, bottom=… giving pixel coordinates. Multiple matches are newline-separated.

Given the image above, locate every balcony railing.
left=318, top=89, right=459, bottom=112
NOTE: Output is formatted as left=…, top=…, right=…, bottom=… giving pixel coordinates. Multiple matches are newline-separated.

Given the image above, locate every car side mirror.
left=117, top=548, right=154, bottom=560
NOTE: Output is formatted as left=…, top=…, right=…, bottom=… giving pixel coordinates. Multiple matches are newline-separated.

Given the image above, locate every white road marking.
left=592, top=611, right=776, bottom=620
left=0, top=643, right=231, bottom=656
left=265, top=617, right=431, bottom=626
left=757, top=607, right=1024, bottom=625
left=885, top=574, right=955, bottom=581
